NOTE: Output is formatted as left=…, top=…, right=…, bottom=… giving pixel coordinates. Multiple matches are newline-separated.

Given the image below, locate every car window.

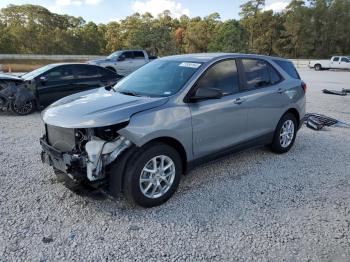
left=269, top=64, right=282, bottom=85
left=122, top=51, right=134, bottom=59
left=74, top=65, right=101, bottom=79
left=21, top=64, right=56, bottom=80
left=241, top=59, right=270, bottom=89
left=341, top=57, right=349, bottom=63
left=43, top=66, right=74, bottom=82
left=273, top=59, right=300, bottom=79
left=333, top=57, right=340, bottom=62
left=196, top=59, right=239, bottom=95
left=133, top=51, right=145, bottom=59
left=107, top=51, right=122, bottom=59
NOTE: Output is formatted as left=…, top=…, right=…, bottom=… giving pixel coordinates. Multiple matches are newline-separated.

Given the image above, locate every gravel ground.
left=1, top=69, right=350, bottom=261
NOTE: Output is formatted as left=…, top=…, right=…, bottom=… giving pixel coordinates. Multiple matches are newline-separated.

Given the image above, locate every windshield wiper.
left=118, top=90, right=142, bottom=97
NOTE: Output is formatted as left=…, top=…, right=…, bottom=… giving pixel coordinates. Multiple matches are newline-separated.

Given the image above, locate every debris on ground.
left=322, top=89, right=347, bottom=96
left=322, top=88, right=350, bottom=96
left=304, top=113, right=350, bottom=130
left=42, top=236, right=54, bottom=244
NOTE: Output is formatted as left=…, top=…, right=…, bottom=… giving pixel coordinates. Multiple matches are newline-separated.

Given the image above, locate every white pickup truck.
left=88, top=50, right=157, bottom=76
left=309, top=56, right=350, bottom=71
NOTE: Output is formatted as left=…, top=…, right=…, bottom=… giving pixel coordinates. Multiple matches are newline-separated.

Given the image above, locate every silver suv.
left=40, top=53, right=306, bottom=207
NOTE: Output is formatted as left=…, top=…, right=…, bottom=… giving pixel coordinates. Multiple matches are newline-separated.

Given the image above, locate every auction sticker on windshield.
left=179, top=62, right=201, bottom=68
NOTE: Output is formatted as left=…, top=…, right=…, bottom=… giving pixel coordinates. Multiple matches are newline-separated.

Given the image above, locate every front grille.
left=46, top=124, right=76, bottom=152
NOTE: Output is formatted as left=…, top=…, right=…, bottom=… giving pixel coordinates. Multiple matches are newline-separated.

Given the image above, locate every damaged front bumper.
left=40, top=137, right=87, bottom=181
left=40, top=135, right=132, bottom=185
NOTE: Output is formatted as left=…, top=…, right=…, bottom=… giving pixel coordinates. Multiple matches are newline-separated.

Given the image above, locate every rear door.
left=188, top=59, right=248, bottom=158
left=237, top=58, right=290, bottom=140
left=36, top=65, right=77, bottom=107
left=73, top=65, right=105, bottom=92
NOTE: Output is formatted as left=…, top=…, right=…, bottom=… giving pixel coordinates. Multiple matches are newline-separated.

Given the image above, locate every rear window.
left=74, top=65, right=101, bottom=79
left=241, top=59, right=271, bottom=89
left=273, top=60, right=300, bottom=79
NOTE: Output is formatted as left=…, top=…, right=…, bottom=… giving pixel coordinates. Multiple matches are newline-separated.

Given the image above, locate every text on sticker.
left=179, top=62, right=201, bottom=69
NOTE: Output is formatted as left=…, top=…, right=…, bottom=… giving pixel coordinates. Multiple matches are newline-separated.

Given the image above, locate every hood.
left=42, top=88, right=169, bottom=128
left=0, top=73, right=23, bottom=82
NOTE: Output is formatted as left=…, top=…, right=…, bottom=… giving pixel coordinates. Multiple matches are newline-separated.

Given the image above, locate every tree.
left=208, top=20, right=247, bottom=52
left=0, top=2, right=349, bottom=58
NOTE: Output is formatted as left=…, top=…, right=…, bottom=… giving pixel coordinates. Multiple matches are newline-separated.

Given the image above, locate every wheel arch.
left=105, top=66, right=116, bottom=73
left=145, top=136, right=188, bottom=174
left=283, top=108, right=301, bottom=128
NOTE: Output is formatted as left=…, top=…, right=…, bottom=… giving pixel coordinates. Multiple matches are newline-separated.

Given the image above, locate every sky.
left=0, top=0, right=292, bottom=24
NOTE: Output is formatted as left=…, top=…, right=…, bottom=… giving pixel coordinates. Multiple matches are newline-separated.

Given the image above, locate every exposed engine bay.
left=41, top=122, right=132, bottom=183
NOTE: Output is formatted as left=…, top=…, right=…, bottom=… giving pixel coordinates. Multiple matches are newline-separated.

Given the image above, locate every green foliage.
left=208, top=20, right=247, bottom=52
left=0, top=2, right=349, bottom=58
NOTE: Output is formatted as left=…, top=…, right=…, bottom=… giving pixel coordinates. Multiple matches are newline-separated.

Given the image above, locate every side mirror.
left=118, top=55, right=125, bottom=61
left=189, top=87, right=223, bottom=102
left=39, top=76, right=47, bottom=83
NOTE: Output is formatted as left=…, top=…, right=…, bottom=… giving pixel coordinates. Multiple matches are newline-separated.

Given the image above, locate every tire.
left=315, top=64, right=322, bottom=71
left=270, top=113, right=297, bottom=154
left=10, top=100, right=35, bottom=115
left=123, top=142, right=182, bottom=208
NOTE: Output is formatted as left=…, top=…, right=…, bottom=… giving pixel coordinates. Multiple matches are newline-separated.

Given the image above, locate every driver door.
left=339, top=57, right=350, bottom=69
left=188, top=59, right=249, bottom=159
left=115, top=51, right=136, bottom=76
left=36, top=65, right=77, bottom=107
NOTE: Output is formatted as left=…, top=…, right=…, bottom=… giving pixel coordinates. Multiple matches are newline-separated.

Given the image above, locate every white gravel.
left=1, top=69, right=350, bottom=261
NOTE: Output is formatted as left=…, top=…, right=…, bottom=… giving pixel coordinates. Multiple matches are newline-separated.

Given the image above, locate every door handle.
left=277, top=88, right=285, bottom=94
left=233, top=98, right=246, bottom=104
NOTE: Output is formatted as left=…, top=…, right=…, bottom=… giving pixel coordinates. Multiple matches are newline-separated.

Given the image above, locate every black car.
left=0, top=73, right=23, bottom=88
left=0, top=64, right=121, bottom=115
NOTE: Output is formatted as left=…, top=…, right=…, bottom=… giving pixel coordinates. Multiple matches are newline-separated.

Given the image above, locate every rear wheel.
left=315, top=64, right=322, bottom=71
left=10, top=100, right=35, bottom=115
left=123, top=142, right=182, bottom=208
left=271, top=113, right=297, bottom=154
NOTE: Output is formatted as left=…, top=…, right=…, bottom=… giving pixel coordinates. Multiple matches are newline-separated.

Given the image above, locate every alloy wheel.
left=13, top=101, right=33, bottom=115
left=139, top=155, right=176, bottom=199
left=279, top=120, right=295, bottom=148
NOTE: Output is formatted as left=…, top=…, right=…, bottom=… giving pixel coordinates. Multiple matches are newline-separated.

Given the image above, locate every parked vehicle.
left=0, top=63, right=121, bottom=115
left=88, top=50, right=157, bottom=76
left=0, top=73, right=30, bottom=114
left=0, top=73, right=23, bottom=88
left=309, top=56, right=350, bottom=70
left=40, top=53, right=306, bottom=207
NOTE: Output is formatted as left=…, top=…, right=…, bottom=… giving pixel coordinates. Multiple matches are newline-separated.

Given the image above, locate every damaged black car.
left=0, top=64, right=121, bottom=115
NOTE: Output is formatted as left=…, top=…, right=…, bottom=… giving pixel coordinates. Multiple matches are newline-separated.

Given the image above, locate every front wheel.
left=10, top=100, right=35, bottom=115
left=123, top=142, right=182, bottom=208
left=270, top=113, right=297, bottom=154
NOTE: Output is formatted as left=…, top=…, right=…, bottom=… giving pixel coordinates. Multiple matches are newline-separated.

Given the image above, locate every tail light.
left=301, top=81, right=307, bottom=93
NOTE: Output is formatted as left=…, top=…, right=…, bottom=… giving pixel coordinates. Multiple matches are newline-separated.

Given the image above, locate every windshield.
left=113, top=60, right=202, bottom=97
left=107, top=51, right=123, bottom=59
left=21, top=64, right=56, bottom=80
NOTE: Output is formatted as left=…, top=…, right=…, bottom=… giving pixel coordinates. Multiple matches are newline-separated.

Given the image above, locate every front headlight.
left=94, top=122, right=129, bottom=141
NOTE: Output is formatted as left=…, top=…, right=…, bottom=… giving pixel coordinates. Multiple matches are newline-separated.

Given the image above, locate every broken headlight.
left=94, top=121, right=129, bottom=141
